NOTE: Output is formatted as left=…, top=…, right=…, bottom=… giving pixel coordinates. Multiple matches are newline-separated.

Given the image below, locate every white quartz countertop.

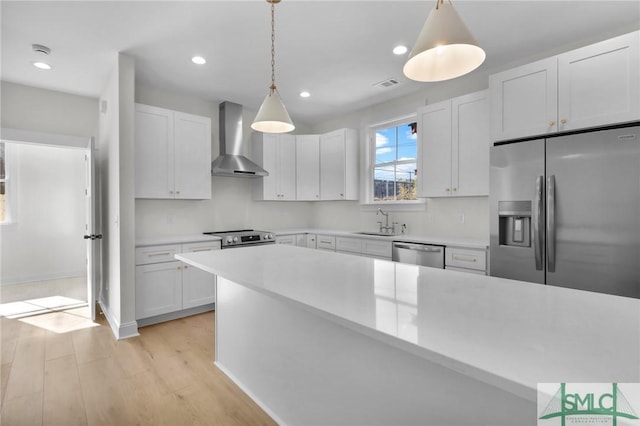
left=176, top=244, right=640, bottom=402
left=273, top=228, right=488, bottom=249
left=136, top=234, right=221, bottom=247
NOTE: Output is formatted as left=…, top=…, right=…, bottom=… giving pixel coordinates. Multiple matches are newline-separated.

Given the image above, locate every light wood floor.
left=0, top=308, right=277, bottom=426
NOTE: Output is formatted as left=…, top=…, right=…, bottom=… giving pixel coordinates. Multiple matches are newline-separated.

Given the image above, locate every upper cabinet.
left=253, top=133, right=297, bottom=201
left=295, top=135, right=321, bottom=201
left=491, top=31, right=639, bottom=142
left=135, top=104, right=211, bottom=199
left=418, top=90, right=489, bottom=198
left=320, top=128, right=359, bottom=200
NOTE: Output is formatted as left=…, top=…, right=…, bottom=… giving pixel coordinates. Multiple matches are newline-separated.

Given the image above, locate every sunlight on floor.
left=0, top=296, right=99, bottom=333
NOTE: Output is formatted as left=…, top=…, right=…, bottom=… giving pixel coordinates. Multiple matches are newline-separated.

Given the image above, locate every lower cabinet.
left=135, top=240, right=220, bottom=322
left=336, top=236, right=392, bottom=260
left=444, top=247, right=487, bottom=275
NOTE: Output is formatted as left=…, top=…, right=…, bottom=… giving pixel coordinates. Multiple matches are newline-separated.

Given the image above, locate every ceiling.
left=2, top=1, right=639, bottom=126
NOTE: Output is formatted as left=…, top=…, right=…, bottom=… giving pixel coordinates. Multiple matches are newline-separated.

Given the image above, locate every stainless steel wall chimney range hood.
left=211, top=101, right=268, bottom=177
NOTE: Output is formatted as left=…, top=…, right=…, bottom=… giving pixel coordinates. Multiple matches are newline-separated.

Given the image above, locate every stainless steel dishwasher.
left=392, top=242, right=445, bottom=268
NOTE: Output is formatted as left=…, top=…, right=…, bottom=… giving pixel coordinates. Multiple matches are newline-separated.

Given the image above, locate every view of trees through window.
left=373, top=122, right=417, bottom=201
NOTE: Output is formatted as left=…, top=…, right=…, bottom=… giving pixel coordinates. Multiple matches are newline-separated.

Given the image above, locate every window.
left=371, top=120, right=417, bottom=202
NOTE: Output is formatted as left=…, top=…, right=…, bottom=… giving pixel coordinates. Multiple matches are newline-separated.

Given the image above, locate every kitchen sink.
left=353, top=231, right=401, bottom=237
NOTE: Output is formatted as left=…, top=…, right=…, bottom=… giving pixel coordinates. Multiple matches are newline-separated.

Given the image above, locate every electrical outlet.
left=457, top=213, right=465, bottom=224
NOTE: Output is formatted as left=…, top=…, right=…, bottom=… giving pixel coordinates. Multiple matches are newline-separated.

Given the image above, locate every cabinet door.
left=135, top=261, right=182, bottom=319
left=418, top=100, right=452, bottom=197
left=558, top=31, right=639, bottom=132
left=490, top=57, right=558, bottom=141
left=278, top=134, right=297, bottom=200
left=182, top=264, right=215, bottom=309
left=253, top=133, right=279, bottom=200
left=181, top=241, right=219, bottom=309
left=320, top=130, right=346, bottom=200
left=453, top=91, right=490, bottom=196
left=174, top=112, right=212, bottom=199
left=296, top=135, right=320, bottom=200
left=135, top=104, right=174, bottom=198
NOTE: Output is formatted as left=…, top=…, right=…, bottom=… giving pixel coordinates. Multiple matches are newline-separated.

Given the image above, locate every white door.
left=418, top=100, right=452, bottom=197
left=84, top=138, right=98, bottom=320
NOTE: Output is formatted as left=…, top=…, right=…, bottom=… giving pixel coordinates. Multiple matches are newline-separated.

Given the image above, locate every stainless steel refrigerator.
left=490, top=125, right=639, bottom=298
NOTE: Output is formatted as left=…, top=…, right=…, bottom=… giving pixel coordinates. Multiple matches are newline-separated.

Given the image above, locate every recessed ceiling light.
left=191, top=56, right=206, bottom=65
left=299, top=91, right=311, bottom=98
left=393, top=45, right=408, bottom=55
left=33, top=62, right=52, bottom=70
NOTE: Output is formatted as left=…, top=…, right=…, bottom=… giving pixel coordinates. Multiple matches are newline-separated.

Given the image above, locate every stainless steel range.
left=203, top=229, right=275, bottom=249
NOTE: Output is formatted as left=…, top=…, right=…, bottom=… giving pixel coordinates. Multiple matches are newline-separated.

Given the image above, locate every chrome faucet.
left=377, top=208, right=394, bottom=234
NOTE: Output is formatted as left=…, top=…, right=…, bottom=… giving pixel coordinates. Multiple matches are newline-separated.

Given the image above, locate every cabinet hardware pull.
left=453, top=254, right=476, bottom=262
left=560, top=118, right=567, bottom=124
left=177, top=266, right=182, bottom=270
left=191, top=248, right=213, bottom=252
left=149, top=252, right=171, bottom=256
left=548, top=120, right=555, bottom=127
left=446, top=188, right=450, bottom=192
left=453, top=188, right=457, bottom=192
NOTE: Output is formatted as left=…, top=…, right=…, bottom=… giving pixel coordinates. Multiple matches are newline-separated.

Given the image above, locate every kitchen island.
left=176, top=244, right=640, bottom=426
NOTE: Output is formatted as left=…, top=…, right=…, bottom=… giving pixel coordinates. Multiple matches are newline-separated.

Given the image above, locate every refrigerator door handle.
left=534, top=176, right=544, bottom=270
left=547, top=175, right=556, bottom=272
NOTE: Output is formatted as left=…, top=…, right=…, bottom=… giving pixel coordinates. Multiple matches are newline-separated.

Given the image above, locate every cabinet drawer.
left=183, top=241, right=221, bottom=253
left=316, top=235, right=336, bottom=251
left=276, top=235, right=296, bottom=245
left=362, top=240, right=392, bottom=259
left=336, top=237, right=362, bottom=254
left=136, top=244, right=181, bottom=265
left=445, top=247, right=487, bottom=272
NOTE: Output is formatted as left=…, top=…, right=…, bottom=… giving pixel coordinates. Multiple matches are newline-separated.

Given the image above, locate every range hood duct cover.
left=211, top=101, right=268, bottom=178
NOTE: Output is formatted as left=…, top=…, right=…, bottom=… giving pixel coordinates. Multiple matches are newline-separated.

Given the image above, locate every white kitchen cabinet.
left=296, top=135, right=321, bottom=200
left=417, top=90, right=489, bottom=198
left=181, top=241, right=218, bottom=309
left=320, top=129, right=358, bottom=200
left=135, top=104, right=211, bottom=199
left=296, top=234, right=309, bottom=247
left=362, top=239, right=392, bottom=260
left=135, top=240, right=220, bottom=321
left=445, top=247, right=487, bottom=275
left=336, top=237, right=363, bottom=255
left=253, top=133, right=297, bottom=201
left=276, top=235, right=296, bottom=245
left=136, top=260, right=183, bottom=319
left=490, top=31, right=639, bottom=141
left=316, top=235, right=336, bottom=251
left=558, top=31, right=639, bottom=132
left=306, top=234, right=317, bottom=249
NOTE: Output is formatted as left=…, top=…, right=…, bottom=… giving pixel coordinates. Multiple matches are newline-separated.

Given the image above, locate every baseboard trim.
left=98, top=300, right=140, bottom=340
left=214, top=361, right=285, bottom=426
left=136, top=304, right=214, bottom=328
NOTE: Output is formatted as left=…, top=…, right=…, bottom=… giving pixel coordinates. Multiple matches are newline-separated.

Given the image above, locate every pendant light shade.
left=251, top=0, right=295, bottom=133
left=252, top=87, right=295, bottom=133
left=403, top=0, right=485, bottom=82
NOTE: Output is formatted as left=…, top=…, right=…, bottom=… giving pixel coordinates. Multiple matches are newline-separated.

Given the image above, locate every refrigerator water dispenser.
left=498, top=201, right=531, bottom=247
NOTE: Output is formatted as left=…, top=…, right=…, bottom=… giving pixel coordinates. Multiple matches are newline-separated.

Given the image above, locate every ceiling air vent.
left=373, top=78, right=400, bottom=89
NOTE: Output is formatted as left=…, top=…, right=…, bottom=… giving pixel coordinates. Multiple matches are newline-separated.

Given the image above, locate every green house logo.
left=539, top=383, right=639, bottom=426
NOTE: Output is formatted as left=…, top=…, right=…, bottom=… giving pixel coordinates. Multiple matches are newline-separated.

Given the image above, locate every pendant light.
left=403, top=0, right=485, bottom=82
left=251, top=0, right=295, bottom=133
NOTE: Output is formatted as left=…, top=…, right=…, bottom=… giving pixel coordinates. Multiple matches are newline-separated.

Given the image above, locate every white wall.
left=1, top=81, right=98, bottom=137
left=97, top=53, right=137, bottom=339
left=134, top=84, right=315, bottom=238
left=0, top=143, right=86, bottom=284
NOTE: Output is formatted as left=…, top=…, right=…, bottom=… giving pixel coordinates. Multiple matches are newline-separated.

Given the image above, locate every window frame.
left=362, top=115, right=424, bottom=211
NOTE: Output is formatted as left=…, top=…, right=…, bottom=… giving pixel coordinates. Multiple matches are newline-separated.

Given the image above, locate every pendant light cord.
left=270, top=1, right=276, bottom=92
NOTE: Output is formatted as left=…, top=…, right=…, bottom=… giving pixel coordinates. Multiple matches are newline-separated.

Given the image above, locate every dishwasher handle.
left=393, top=243, right=442, bottom=253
